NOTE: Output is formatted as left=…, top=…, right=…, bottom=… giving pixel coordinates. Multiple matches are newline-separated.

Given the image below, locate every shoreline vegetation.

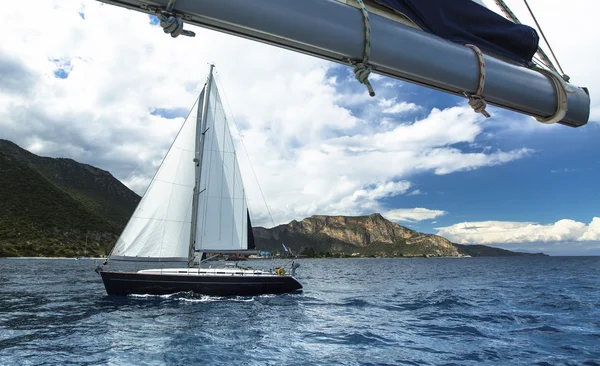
left=0, top=243, right=547, bottom=259
left=0, top=257, right=106, bottom=260
left=1, top=252, right=552, bottom=260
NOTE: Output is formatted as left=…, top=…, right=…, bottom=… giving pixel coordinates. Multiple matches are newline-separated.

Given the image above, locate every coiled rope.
left=530, top=66, right=569, bottom=124
left=155, top=0, right=195, bottom=38
left=354, top=0, right=376, bottom=97
left=463, top=44, right=490, bottom=118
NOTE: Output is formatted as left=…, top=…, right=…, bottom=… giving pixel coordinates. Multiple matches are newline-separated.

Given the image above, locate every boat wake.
left=127, top=292, right=260, bottom=303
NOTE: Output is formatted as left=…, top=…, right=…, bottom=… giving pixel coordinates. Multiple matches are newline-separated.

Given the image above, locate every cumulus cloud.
left=385, top=208, right=446, bottom=223
left=579, top=218, right=600, bottom=241
left=378, top=97, right=421, bottom=114
left=353, top=181, right=412, bottom=200
left=241, top=105, right=532, bottom=224
left=436, top=217, right=600, bottom=244
left=0, top=0, right=539, bottom=227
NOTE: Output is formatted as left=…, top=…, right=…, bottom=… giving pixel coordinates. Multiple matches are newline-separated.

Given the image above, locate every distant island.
left=0, top=139, right=546, bottom=258
left=451, top=243, right=546, bottom=257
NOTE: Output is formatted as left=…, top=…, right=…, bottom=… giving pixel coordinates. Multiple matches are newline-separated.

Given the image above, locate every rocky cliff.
left=254, top=213, right=461, bottom=257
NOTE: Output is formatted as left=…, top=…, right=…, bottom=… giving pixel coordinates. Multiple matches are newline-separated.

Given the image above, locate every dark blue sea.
left=1, top=257, right=599, bottom=365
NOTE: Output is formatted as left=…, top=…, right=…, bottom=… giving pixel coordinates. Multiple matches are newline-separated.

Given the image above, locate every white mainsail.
left=110, top=90, right=204, bottom=261
left=110, top=69, right=252, bottom=262
left=194, top=77, right=248, bottom=252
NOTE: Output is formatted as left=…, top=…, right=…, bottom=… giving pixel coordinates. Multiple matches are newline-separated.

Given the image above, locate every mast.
left=188, top=64, right=215, bottom=267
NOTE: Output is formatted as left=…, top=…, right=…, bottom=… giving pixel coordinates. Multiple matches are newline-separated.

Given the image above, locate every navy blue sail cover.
left=373, top=0, right=539, bottom=65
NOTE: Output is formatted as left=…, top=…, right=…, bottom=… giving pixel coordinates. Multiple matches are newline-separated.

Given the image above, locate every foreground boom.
left=96, top=0, right=590, bottom=127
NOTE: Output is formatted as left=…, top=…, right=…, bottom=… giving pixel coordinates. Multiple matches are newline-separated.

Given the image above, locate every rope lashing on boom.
left=155, top=0, right=195, bottom=38
left=463, top=44, right=490, bottom=118
left=353, top=0, right=376, bottom=97
left=530, top=66, right=569, bottom=124
left=491, top=0, right=570, bottom=124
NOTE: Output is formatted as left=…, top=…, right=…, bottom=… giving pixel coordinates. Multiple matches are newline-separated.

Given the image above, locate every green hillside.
left=0, top=140, right=140, bottom=257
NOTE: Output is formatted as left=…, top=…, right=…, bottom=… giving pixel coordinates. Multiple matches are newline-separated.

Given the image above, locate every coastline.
left=0, top=257, right=105, bottom=260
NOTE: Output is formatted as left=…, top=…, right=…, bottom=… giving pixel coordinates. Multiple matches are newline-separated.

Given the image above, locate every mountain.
left=253, top=213, right=462, bottom=257
left=252, top=214, right=548, bottom=258
left=0, top=139, right=546, bottom=258
left=0, top=139, right=140, bottom=257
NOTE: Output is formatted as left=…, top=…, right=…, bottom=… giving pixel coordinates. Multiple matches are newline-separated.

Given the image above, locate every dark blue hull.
left=99, top=270, right=303, bottom=296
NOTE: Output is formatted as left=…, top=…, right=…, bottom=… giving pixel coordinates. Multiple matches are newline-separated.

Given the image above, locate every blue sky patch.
left=148, top=15, right=160, bottom=26
left=53, top=69, right=69, bottom=79
left=49, top=58, right=73, bottom=79
left=151, top=107, right=189, bottom=119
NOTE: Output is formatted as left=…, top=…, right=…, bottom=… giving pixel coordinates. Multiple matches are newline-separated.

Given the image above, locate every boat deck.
left=137, top=267, right=276, bottom=277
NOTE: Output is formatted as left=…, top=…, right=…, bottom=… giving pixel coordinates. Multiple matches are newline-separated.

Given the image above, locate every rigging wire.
left=213, top=70, right=276, bottom=228
left=492, top=0, right=559, bottom=74
left=522, top=0, right=568, bottom=80
left=532, top=56, right=547, bottom=69
left=490, top=0, right=569, bottom=124
left=215, top=70, right=297, bottom=270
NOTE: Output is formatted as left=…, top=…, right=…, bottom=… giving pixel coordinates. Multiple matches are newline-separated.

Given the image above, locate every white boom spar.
left=95, top=0, right=590, bottom=127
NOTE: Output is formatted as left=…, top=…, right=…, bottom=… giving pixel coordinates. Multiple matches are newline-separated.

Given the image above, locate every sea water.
left=0, top=256, right=599, bottom=365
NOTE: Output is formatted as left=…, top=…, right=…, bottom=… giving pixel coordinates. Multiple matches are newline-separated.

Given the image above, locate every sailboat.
left=97, top=65, right=303, bottom=296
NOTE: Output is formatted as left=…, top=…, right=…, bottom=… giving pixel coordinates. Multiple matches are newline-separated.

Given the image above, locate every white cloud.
left=407, top=189, right=424, bottom=196
left=579, top=218, right=600, bottom=241
left=353, top=181, right=412, bottom=200
left=417, top=146, right=532, bottom=175
left=385, top=208, right=446, bottom=223
left=0, top=0, right=538, bottom=227
left=240, top=105, right=531, bottom=224
left=378, top=97, right=421, bottom=114
left=550, top=168, right=579, bottom=174
left=436, top=218, right=600, bottom=244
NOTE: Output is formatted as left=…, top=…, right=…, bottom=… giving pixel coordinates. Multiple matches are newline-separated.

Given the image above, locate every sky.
left=0, top=0, right=598, bottom=255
